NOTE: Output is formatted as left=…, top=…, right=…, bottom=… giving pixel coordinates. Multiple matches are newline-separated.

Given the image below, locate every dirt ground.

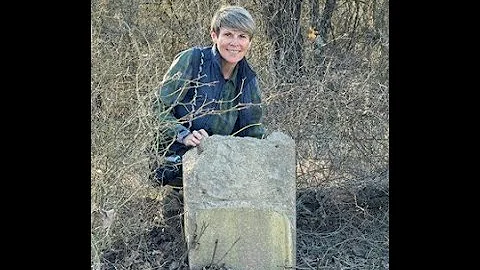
left=100, top=183, right=389, bottom=269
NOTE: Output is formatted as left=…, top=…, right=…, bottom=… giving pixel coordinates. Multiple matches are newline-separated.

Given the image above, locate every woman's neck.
left=220, top=59, right=237, bottom=80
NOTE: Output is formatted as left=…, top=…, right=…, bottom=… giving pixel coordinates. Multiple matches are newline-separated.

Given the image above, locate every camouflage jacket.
left=154, top=45, right=266, bottom=141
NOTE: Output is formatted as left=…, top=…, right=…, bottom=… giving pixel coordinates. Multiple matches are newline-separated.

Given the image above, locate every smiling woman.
left=209, top=6, right=255, bottom=79
left=150, top=5, right=266, bottom=187
left=211, top=27, right=251, bottom=79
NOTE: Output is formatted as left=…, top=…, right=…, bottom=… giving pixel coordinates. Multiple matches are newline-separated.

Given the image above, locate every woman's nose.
left=229, top=37, right=240, bottom=45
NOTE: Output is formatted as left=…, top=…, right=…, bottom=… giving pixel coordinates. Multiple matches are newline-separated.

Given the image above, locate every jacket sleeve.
left=235, top=77, right=266, bottom=139
left=152, top=48, right=196, bottom=138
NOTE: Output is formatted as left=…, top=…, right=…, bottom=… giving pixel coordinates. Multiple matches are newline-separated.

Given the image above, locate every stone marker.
left=182, top=131, right=296, bottom=270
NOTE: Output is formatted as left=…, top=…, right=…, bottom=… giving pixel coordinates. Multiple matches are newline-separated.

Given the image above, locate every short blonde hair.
left=210, top=5, right=255, bottom=39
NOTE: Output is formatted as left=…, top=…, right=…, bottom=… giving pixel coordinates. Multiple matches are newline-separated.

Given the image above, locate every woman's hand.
left=182, top=129, right=209, bottom=147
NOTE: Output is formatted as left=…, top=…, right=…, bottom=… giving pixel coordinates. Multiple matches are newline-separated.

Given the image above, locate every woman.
left=152, top=5, right=266, bottom=187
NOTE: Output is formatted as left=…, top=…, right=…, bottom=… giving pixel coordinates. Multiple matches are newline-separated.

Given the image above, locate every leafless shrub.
left=91, top=0, right=389, bottom=269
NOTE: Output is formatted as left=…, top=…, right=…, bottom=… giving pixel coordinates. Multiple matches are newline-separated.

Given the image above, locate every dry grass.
left=92, top=183, right=388, bottom=270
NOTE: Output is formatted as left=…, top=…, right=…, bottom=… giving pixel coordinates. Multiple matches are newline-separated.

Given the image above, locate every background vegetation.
left=91, top=0, right=389, bottom=269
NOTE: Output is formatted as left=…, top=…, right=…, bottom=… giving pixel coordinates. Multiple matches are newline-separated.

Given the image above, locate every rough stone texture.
left=183, top=131, right=296, bottom=270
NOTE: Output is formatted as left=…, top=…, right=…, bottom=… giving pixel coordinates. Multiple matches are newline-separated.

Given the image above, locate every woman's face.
left=211, top=27, right=251, bottom=65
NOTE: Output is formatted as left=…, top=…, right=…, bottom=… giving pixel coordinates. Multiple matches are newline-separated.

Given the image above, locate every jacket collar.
left=211, top=45, right=222, bottom=68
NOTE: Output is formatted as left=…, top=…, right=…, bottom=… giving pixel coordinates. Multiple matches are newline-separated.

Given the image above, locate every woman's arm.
left=153, top=48, right=196, bottom=139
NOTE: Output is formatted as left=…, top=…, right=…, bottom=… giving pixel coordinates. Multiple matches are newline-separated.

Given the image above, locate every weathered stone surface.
left=183, top=131, right=296, bottom=270
left=188, top=208, right=293, bottom=269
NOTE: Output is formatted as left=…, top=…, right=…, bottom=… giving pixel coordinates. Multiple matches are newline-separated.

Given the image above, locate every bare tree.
left=260, top=0, right=304, bottom=82
left=310, top=0, right=337, bottom=75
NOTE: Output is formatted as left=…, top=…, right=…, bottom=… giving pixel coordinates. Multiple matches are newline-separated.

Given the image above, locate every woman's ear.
left=210, top=31, right=218, bottom=43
